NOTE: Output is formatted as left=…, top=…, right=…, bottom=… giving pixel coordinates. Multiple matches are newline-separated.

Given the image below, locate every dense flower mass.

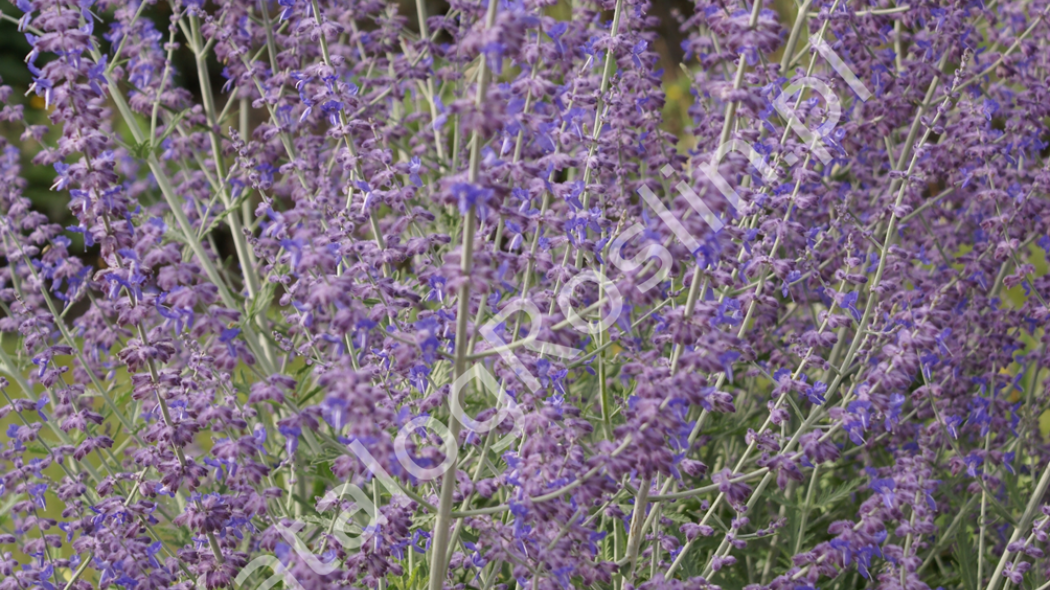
left=1, top=0, right=1050, bottom=588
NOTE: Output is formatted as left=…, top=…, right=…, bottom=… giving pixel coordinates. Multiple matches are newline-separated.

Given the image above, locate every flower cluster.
left=1, top=0, right=1050, bottom=589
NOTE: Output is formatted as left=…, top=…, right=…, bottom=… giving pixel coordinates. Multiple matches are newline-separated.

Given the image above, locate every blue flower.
left=320, top=100, right=343, bottom=125
left=253, top=424, right=268, bottom=454
left=630, top=40, right=648, bottom=68
left=219, top=327, right=241, bottom=358
left=982, top=98, right=1000, bottom=120
left=412, top=530, right=431, bottom=553
left=548, top=22, right=568, bottom=54
left=964, top=453, right=983, bottom=478
left=278, top=425, right=301, bottom=457
left=482, top=41, right=506, bottom=74
left=563, top=181, right=584, bottom=210
left=969, top=397, right=991, bottom=437
left=714, top=297, right=741, bottom=326
left=802, top=380, right=827, bottom=405
left=29, top=483, right=48, bottom=509
left=782, top=269, right=802, bottom=297
left=452, top=183, right=493, bottom=215
left=840, top=292, right=861, bottom=321
left=720, top=351, right=741, bottom=383
left=409, top=157, right=423, bottom=188
left=1004, top=451, right=1016, bottom=475
left=322, top=397, right=348, bottom=431
left=869, top=478, right=895, bottom=508
left=944, top=414, right=962, bottom=439
left=410, top=365, right=431, bottom=394
left=35, top=395, right=48, bottom=422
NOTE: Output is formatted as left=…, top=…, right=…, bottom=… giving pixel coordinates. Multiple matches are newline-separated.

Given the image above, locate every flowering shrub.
left=1, top=0, right=1050, bottom=589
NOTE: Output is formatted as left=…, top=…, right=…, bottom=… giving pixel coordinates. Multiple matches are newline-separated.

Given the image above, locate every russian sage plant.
left=1, top=0, right=1050, bottom=589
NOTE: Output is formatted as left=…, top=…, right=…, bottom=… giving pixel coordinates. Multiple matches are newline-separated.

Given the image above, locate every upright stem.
left=978, top=431, right=990, bottom=584
left=414, top=0, right=446, bottom=162
left=187, top=14, right=275, bottom=372
left=794, top=464, right=819, bottom=555
left=428, top=3, right=499, bottom=589
left=668, top=48, right=959, bottom=580
left=624, top=0, right=764, bottom=575
left=624, top=480, right=650, bottom=573
left=98, top=64, right=278, bottom=374
left=984, top=462, right=1050, bottom=590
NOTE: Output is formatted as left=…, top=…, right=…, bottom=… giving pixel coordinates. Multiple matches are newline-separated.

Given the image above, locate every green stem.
left=428, top=3, right=499, bottom=589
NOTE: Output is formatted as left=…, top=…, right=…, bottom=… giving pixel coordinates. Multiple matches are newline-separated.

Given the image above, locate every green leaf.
left=113, top=385, right=134, bottom=408
left=155, top=109, right=188, bottom=145
left=1003, top=467, right=1024, bottom=515
left=131, top=140, right=153, bottom=159
left=197, top=186, right=255, bottom=238
left=290, top=492, right=322, bottom=518
left=955, top=536, right=978, bottom=590
left=661, top=511, right=695, bottom=526
left=985, top=492, right=1018, bottom=528
left=246, top=280, right=278, bottom=325
left=784, top=498, right=803, bottom=556
left=815, top=480, right=860, bottom=508
left=0, top=493, right=22, bottom=525
left=298, top=385, right=324, bottom=405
